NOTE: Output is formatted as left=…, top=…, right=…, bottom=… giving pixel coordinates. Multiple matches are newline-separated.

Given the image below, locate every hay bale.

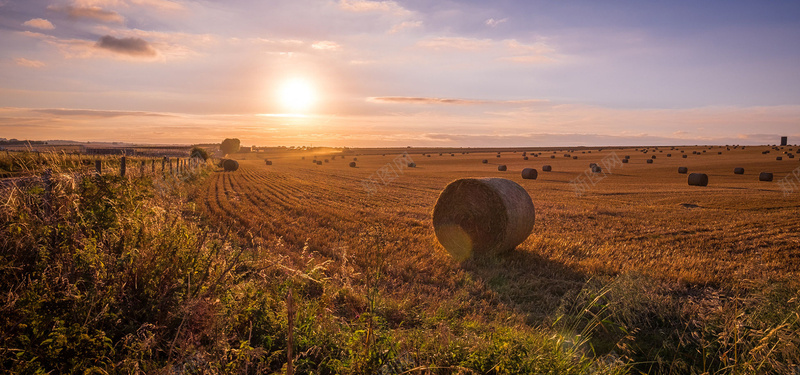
left=482, top=159, right=488, bottom=163
left=349, top=162, right=356, bottom=168
left=646, top=159, right=654, bottom=164
left=408, top=162, right=416, bottom=168
left=682, top=155, right=688, bottom=158
left=591, top=165, right=602, bottom=173
left=497, top=165, right=507, bottom=171
left=572, top=156, right=578, bottom=159
left=523, top=156, right=529, bottom=160
left=622, top=159, right=629, bottom=163
left=432, top=178, right=535, bottom=260
left=222, top=159, right=239, bottom=172
left=265, top=160, right=273, bottom=165
left=667, top=153, right=672, bottom=157
left=688, top=173, right=708, bottom=186
left=324, top=159, right=329, bottom=163
left=550, top=155, right=555, bottom=159
left=542, top=165, right=552, bottom=171
left=589, top=163, right=597, bottom=168
left=734, top=167, right=744, bottom=174
left=353, top=157, right=358, bottom=161
left=759, top=172, right=773, bottom=181
left=496, top=154, right=501, bottom=158
left=678, top=167, right=688, bottom=174
left=776, top=156, right=783, bottom=161
left=521, top=168, right=537, bottom=179
left=651, top=155, right=657, bottom=159
left=316, top=161, right=323, bottom=165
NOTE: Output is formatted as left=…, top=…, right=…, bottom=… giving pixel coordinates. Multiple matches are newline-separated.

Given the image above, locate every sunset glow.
left=278, top=78, right=317, bottom=113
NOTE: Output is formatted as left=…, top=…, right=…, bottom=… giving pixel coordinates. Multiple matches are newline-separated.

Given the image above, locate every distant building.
left=781, top=136, right=788, bottom=146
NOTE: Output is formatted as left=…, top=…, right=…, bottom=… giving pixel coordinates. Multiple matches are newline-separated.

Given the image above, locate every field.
left=2, top=145, right=799, bottom=374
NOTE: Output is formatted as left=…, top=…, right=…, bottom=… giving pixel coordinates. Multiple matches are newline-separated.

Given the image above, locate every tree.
left=220, top=138, right=240, bottom=156
left=190, top=146, right=209, bottom=161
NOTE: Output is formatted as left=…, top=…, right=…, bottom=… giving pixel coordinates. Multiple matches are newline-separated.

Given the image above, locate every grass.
left=2, top=145, right=799, bottom=373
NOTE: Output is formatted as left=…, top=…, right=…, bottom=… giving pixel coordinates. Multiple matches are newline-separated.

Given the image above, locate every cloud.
left=416, top=37, right=493, bottom=51
left=389, top=20, right=421, bottom=33
left=338, top=0, right=410, bottom=16
left=48, top=5, right=125, bottom=23
left=485, top=18, right=507, bottom=27
left=14, top=58, right=46, bottom=68
left=311, top=41, right=341, bottom=51
left=32, top=108, right=172, bottom=118
left=368, top=97, right=550, bottom=106
left=129, top=0, right=185, bottom=11
left=23, top=18, right=55, bottom=30
left=95, top=35, right=157, bottom=57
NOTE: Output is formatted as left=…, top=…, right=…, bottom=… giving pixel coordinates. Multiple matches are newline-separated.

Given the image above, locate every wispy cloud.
left=416, top=37, right=493, bottom=51
left=47, top=5, right=125, bottom=23
left=32, top=108, right=172, bottom=117
left=129, top=0, right=185, bottom=11
left=368, top=97, right=550, bottom=106
left=389, top=20, right=421, bottom=33
left=95, top=35, right=157, bottom=57
left=338, top=0, right=410, bottom=16
left=311, top=41, right=341, bottom=51
left=485, top=18, right=508, bottom=27
left=23, top=18, right=55, bottom=30
left=14, top=58, right=46, bottom=68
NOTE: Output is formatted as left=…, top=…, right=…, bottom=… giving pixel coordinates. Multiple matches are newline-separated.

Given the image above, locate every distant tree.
left=190, top=146, right=210, bottom=161
left=220, top=138, right=240, bottom=156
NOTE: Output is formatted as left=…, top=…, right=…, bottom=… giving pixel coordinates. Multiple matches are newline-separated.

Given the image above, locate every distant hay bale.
left=591, top=165, right=602, bottom=173
left=667, top=154, right=672, bottom=157
left=718, top=152, right=722, bottom=155
left=734, top=167, right=744, bottom=174
left=542, top=165, right=552, bottom=171
left=624, top=155, right=630, bottom=159
left=349, top=162, right=356, bottom=168
left=324, top=159, right=329, bottom=163
left=678, top=167, right=688, bottom=174
left=776, top=156, right=783, bottom=160
left=550, top=155, right=555, bottom=159
left=646, top=159, right=654, bottom=164
left=651, top=155, right=656, bottom=159
left=265, top=160, right=273, bottom=165
left=408, top=162, right=416, bottom=168
left=524, top=156, right=529, bottom=160
left=497, top=165, right=507, bottom=171
left=439, top=153, right=443, bottom=156
left=688, top=173, right=708, bottom=186
left=222, top=159, right=239, bottom=172
left=622, top=159, right=629, bottom=163
left=521, top=168, right=537, bottom=179
left=496, top=155, right=501, bottom=158
left=682, top=155, right=688, bottom=158
left=316, top=161, right=322, bottom=165
left=432, top=178, right=535, bottom=260
left=759, top=172, right=773, bottom=181
left=482, top=159, right=488, bottom=163
left=589, top=163, right=597, bottom=168
left=353, top=157, right=358, bottom=161
left=572, top=156, right=578, bottom=159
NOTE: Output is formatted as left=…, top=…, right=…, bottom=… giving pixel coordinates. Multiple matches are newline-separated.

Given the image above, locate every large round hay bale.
left=591, top=165, right=602, bottom=173
left=678, top=167, right=688, bottom=174
left=222, top=159, right=239, bottom=172
left=521, top=168, right=537, bottom=179
left=349, top=161, right=356, bottom=168
left=497, top=165, right=507, bottom=171
left=482, top=159, right=488, bottom=163
left=646, top=159, right=654, bottom=164
left=542, top=165, right=552, bottom=171
left=759, top=172, right=773, bottom=181
left=432, top=178, right=535, bottom=260
left=688, top=173, right=708, bottom=186
left=734, top=167, right=744, bottom=174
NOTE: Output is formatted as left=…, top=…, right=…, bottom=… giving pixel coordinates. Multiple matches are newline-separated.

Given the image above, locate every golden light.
left=278, top=78, right=316, bottom=113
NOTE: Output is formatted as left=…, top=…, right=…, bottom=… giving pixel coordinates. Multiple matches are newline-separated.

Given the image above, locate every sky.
left=1, top=0, right=799, bottom=147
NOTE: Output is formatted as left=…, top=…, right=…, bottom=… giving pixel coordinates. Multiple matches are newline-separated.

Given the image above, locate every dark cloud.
left=95, top=35, right=157, bottom=57
left=47, top=5, right=124, bottom=23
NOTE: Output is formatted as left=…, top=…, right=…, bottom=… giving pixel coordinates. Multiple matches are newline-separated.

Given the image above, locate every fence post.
left=120, top=156, right=127, bottom=178
left=169, top=158, right=173, bottom=175
left=162, top=157, right=167, bottom=172
left=95, top=160, right=102, bottom=175
left=151, top=159, right=155, bottom=174
left=140, top=160, right=145, bottom=176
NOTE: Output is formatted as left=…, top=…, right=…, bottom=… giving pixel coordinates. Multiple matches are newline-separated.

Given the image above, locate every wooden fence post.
left=140, top=160, right=145, bottom=176
left=120, top=156, right=127, bottom=178
left=95, top=160, right=102, bottom=175
left=169, top=158, right=173, bottom=174
left=151, top=159, right=155, bottom=173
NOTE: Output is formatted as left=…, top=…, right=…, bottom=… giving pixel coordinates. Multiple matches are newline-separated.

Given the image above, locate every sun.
left=278, top=78, right=316, bottom=113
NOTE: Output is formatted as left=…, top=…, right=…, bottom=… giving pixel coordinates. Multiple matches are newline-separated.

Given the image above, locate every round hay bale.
left=523, top=156, right=529, bottom=160
left=667, top=153, right=672, bottom=157
left=265, top=160, right=273, bottom=165
left=324, top=159, right=329, bottom=163
left=427, top=155, right=431, bottom=157
left=496, top=154, right=501, bottom=158
left=646, top=159, right=654, bottom=164
left=550, top=155, right=555, bottom=159
left=439, top=153, right=443, bottom=156
left=542, top=165, right=552, bottom=171
left=316, top=160, right=322, bottom=165
left=408, top=162, right=416, bottom=168
left=521, top=168, right=537, bottom=179
left=622, top=159, right=629, bottom=163
left=678, top=166, right=688, bottom=174
left=222, top=159, right=239, bottom=172
left=776, top=156, right=783, bottom=161
left=589, top=163, right=597, bottom=168
left=688, top=173, right=708, bottom=186
left=432, top=178, right=535, bottom=260
left=482, top=159, right=488, bottom=164
left=759, top=172, right=773, bottom=181
left=682, top=155, right=688, bottom=158
left=591, top=165, right=602, bottom=173
left=349, top=161, right=356, bottom=168
left=353, top=157, right=358, bottom=161
left=497, top=165, right=507, bottom=171
left=734, top=167, right=744, bottom=174
left=572, top=156, right=578, bottom=159
left=624, top=155, right=630, bottom=159
left=651, top=155, right=657, bottom=159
